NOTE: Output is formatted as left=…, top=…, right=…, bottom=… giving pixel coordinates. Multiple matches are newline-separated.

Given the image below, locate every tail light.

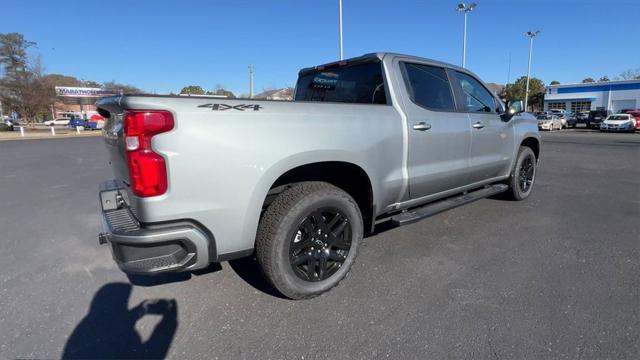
left=123, top=110, right=174, bottom=197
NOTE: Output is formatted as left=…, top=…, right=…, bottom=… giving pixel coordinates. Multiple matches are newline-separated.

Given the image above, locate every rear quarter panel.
left=114, top=96, right=404, bottom=255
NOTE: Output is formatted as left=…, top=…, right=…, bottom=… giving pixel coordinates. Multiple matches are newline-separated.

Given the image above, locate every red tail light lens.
left=123, top=110, right=174, bottom=197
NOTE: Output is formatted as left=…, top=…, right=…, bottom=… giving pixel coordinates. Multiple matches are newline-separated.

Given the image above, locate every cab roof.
left=298, top=52, right=465, bottom=76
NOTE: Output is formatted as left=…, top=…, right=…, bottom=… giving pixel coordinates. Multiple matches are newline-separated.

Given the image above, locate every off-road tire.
left=255, top=182, right=363, bottom=300
left=503, top=146, right=537, bottom=201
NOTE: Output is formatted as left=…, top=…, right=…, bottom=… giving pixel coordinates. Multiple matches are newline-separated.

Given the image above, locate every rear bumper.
left=98, top=180, right=213, bottom=274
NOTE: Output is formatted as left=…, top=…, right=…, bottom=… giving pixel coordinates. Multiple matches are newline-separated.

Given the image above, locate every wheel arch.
left=264, top=161, right=375, bottom=235
left=521, top=137, right=540, bottom=160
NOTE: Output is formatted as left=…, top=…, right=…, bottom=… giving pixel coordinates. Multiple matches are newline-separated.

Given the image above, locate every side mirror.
left=501, top=100, right=524, bottom=121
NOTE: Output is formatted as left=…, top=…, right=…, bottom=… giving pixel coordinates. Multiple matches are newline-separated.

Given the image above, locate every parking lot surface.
left=1, top=130, right=639, bottom=359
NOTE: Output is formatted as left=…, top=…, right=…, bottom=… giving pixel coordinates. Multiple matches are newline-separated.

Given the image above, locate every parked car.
left=587, top=109, right=610, bottom=129
left=96, top=52, right=540, bottom=299
left=85, top=114, right=106, bottom=130
left=85, top=120, right=105, bottom=130
left=600, top=114, right=636, bottom=132
left=573, top=111, right=590, bottom=127
left=565, top=112, right=579, bottom=128
left=556, top=113, right=569, bottom=129
left=537, top=114, right=562, bottom=131
left=624, top=110, right=640, bottom=131
left=3, top=117, right=19, bottom=131
left=68, top=117, right=87, bottom=129
left=44, top=118, right=71, bottom=126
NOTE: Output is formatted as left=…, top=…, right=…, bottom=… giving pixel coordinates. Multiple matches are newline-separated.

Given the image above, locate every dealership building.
left=52, top=86, right=120, bottom=119
left=544, top=79, right=640, bottom=113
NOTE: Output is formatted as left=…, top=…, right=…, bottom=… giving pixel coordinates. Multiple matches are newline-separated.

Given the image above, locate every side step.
left=391, top=184, right=508, bottom=226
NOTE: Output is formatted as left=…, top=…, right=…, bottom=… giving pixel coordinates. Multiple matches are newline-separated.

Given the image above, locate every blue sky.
left=2, top=0, right=639, bottom=95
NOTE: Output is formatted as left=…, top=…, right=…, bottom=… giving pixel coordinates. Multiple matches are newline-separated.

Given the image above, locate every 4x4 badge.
left=198, top=103, right=262, bottom=111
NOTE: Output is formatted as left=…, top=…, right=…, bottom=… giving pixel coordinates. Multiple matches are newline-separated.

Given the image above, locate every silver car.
left=537, top=114, right=562, bottom=131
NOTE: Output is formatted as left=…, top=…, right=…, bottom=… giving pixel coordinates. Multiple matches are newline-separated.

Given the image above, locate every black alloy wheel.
left=289, top=207, right=352, bottom=282
left=518, top=154, right=535, bottom=193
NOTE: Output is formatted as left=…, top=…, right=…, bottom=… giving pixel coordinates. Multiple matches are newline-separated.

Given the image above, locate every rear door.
left=451, top=70, right=514, bottom=183
left=398, top=61, right=471, bottom=199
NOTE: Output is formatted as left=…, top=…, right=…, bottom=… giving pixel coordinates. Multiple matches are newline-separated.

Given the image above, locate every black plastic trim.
left=216, top=249, right=255, bottom=262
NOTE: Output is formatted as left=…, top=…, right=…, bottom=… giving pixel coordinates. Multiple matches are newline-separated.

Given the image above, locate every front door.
left=400, top=62, right=472, bottom=199
left=451, top=71, right=515, bottom=183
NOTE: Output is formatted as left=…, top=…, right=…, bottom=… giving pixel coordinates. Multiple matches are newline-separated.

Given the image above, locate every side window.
left=403, top=63, right=455, bottom=111
left=454, top=71, right=497, bottom=113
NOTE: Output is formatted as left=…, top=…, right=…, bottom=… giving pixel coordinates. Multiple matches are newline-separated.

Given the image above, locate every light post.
left=524, top=30, right=540, bottom=111
left=249, top=64, right=254, bottom=99
left=456, top=3, right=476, bottom=68
left=339, top=0, right=344, bottom=60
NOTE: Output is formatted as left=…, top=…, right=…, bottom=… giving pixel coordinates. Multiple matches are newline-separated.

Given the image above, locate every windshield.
left=295, top=61, right=387, bottom=104
left=537, top=115, right=552, bottom=120
left=607, top=115, right=630, bottom=120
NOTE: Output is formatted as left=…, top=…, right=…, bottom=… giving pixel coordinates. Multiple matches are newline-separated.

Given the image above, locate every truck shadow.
left=126, top=263, right=223, bottom=286
left=368, top=220, right=398, bottom=236
left=125, top=222, right=401, bottom=299
left=228, top=257, right=287, bottom=299
left=62, top=282, right=178, bottom=359
left=226, top=222, right=400, bottom=299
left=124, top=259, right=286, bottom=299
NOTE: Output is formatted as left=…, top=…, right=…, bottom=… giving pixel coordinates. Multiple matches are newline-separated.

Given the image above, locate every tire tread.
left=255, top=181, right=361, bottom=299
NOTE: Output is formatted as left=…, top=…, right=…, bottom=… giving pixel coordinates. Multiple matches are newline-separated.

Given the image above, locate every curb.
left=0, top=132, right=103, bottom=142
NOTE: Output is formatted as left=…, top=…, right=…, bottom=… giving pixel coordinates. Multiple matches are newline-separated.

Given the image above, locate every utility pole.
left=339, top=0, right=344, bottom=60
left=507, top=52, right=512, bottom=85
left=524, top=31, right=540, bottom=111
left=249, top=64, right=254, bottom=99
left=456, top=3, right=476, bottom=68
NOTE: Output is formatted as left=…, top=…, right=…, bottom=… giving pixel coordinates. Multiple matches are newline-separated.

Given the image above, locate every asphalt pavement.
left=1, top=130, right=639, bottom=359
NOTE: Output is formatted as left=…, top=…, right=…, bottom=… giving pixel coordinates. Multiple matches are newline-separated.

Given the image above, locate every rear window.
left=294, top=61, right=387, bottom=104
left=402, top=63, right=455, bottom=111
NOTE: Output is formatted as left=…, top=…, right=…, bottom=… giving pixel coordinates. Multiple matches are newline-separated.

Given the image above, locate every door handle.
left=413, top=122, right=431, bottom=131
left=472, top=121, right=485, bottom=129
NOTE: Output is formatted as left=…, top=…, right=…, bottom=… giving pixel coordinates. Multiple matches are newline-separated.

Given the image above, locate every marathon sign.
left=55, top=87, right=121, bottom=98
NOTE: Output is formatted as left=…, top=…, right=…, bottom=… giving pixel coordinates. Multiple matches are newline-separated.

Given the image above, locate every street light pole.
left=456, top=3, right=476, bottom=68
left=462, top=11, right=467, bottom=67
left=524, top=30, right=540, bottom=111
left=339, top=0, right=344, bottom=60
left=249, top=64, right=254, bottom=99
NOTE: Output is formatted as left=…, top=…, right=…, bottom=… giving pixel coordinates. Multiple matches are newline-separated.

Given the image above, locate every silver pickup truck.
left=96, top=52, right=540, bottom=299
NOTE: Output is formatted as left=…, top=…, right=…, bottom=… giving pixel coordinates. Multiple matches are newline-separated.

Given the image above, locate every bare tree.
left=103, top=81, right=142, bottom=95
left=0, top=55, right=54, bottom=126
left=618, top=68, right=640, bottom=80
left=206, top=84, right=235, bottom=98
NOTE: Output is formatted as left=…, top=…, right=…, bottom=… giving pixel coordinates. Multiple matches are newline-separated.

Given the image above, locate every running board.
left=391, top=184, right=508, bottom=226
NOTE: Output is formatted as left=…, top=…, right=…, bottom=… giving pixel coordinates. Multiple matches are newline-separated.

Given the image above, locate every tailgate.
left=97, top=96, right=130, bottom=189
